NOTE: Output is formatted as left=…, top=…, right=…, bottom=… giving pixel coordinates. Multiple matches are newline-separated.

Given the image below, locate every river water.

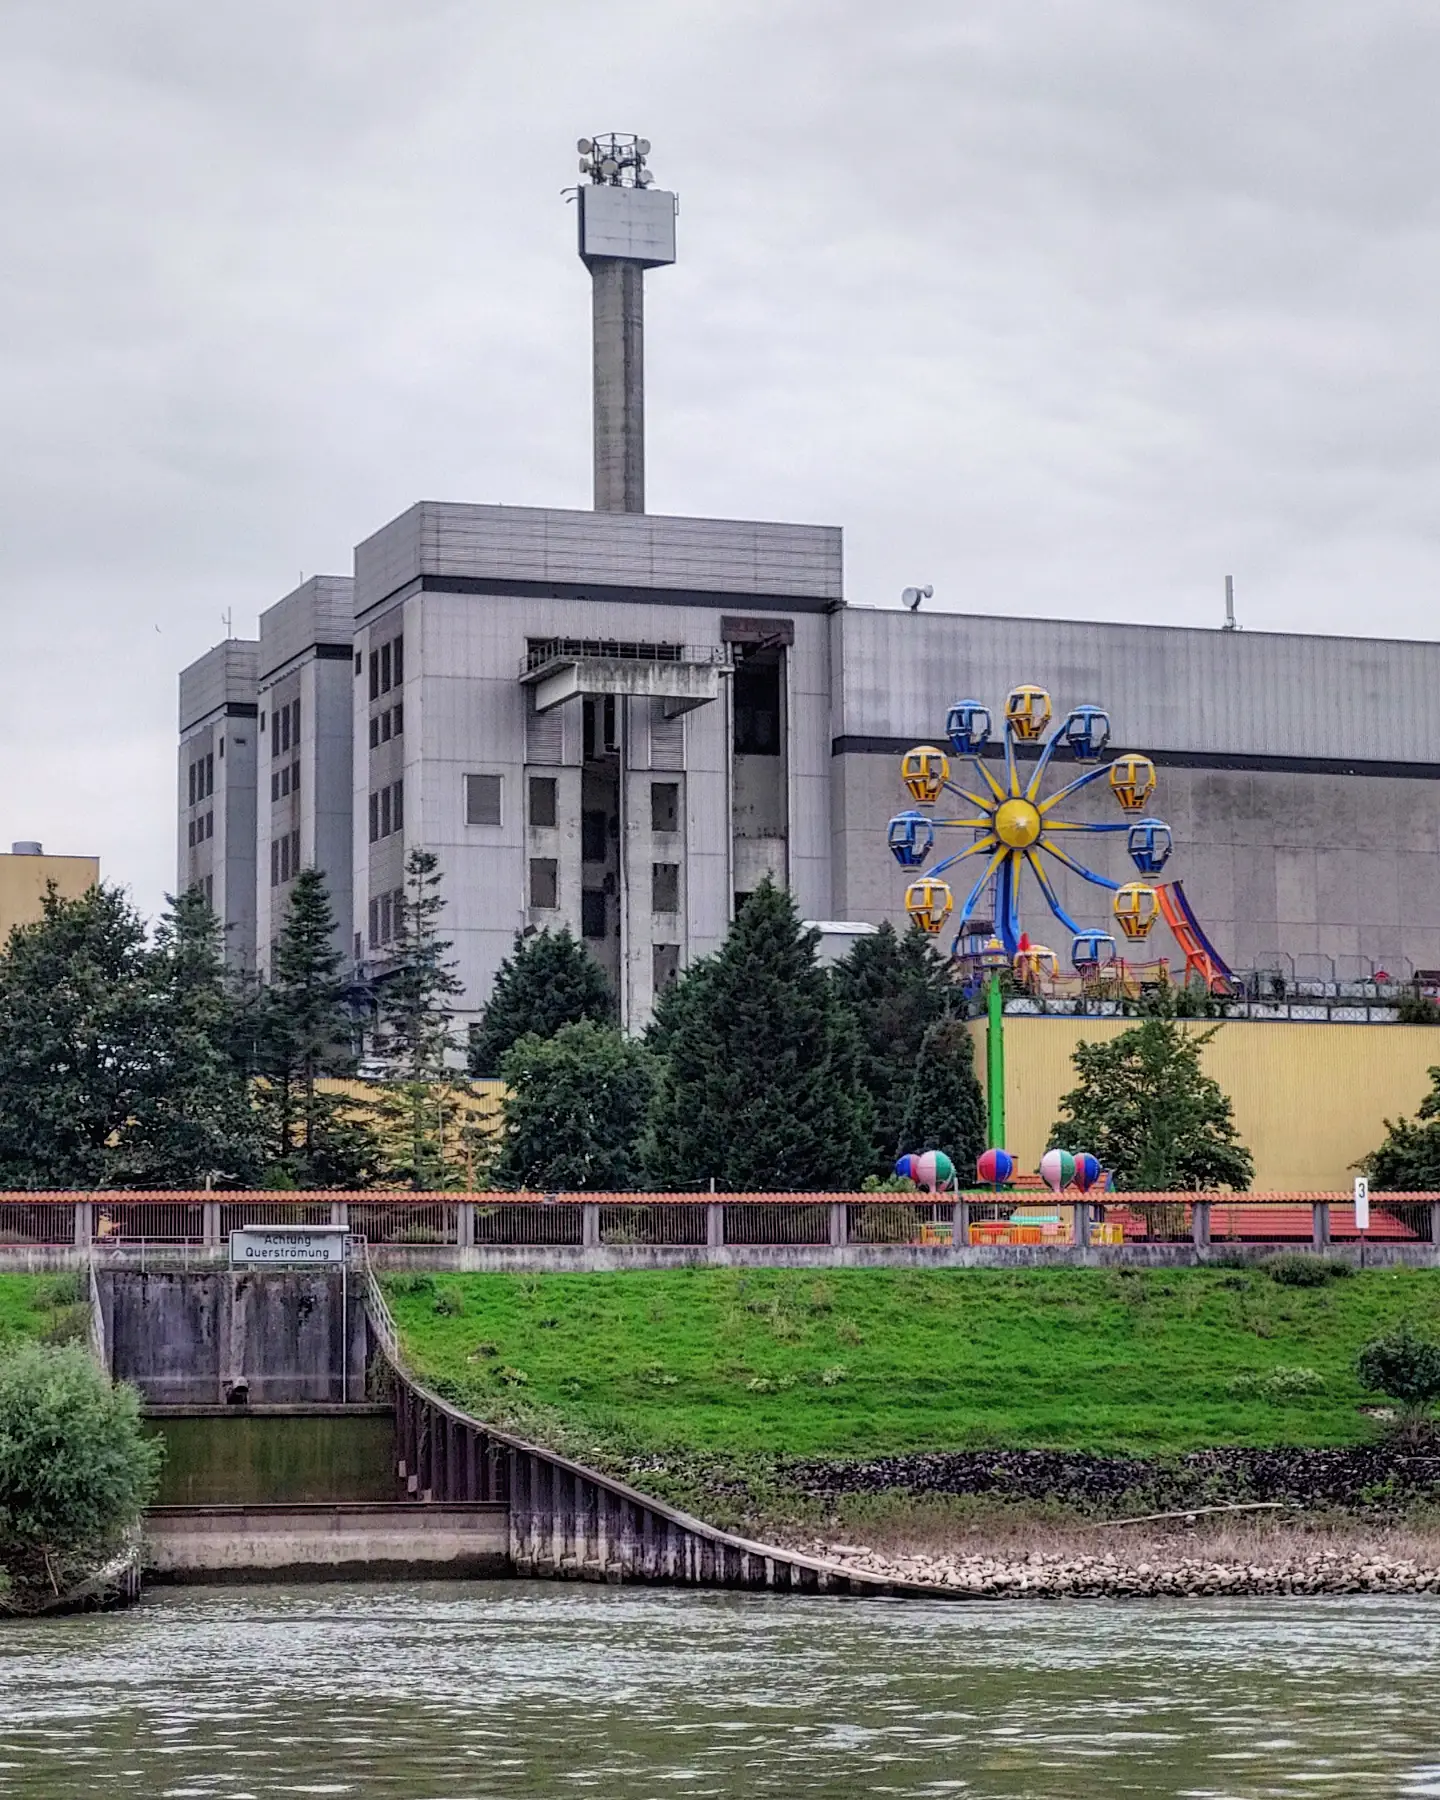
left=3, top=1582, right=1439, bottom=1797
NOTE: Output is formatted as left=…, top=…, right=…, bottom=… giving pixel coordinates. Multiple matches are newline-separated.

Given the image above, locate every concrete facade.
left=177, top=638, right=259, bottom=969
left=254, top=576, right=354, bottom=974
left=179, top=506, right=1440, bottom=1028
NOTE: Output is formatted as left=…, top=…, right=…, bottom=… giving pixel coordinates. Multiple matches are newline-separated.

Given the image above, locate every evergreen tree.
left=643, top=879, right=872, bottom=1191
left=831, top=920, right=962, bottom=1174
left=1360, top=1065, right=1440, bottom=1190
left=370, top=849, right=473, bottom=1188
left=896, top=1015, right=986, bottom=1172
left=118, top=887, right=264, bottom=1187
left=468, top=927, right=612, bottom=1075
left=1048, top=1017, right=1254, bottom=1191
left=256, top=869, right=381, bottom=1189
left=498, top=1021, right=654, bottom=1190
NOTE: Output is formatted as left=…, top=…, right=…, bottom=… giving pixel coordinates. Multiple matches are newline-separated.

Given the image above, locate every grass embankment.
left=0, top=1274, right=87, bottom=1349
left=386, top=1264, right=1440, bottom=1463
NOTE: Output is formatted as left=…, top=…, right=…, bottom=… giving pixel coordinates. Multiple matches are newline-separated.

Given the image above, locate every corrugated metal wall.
left=965, top=1018, right=1440, bottom=1191
left=839, top=610, right=1440, bottom=762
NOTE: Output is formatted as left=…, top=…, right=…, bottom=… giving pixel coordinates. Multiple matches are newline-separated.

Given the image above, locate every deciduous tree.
left=498, top=1021, right=654, bottom=1190
left=1049, top=1017, right=1253, bottom=1192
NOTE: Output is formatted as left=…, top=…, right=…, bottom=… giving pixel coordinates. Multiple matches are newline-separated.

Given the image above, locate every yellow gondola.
left=1109, top=753, right=1156, bottom=812
left=1013, top=944, right=1058, bottom=983
left=904, top=877, right=954, bottom=935
left=1004, top=685, right=1052, bottom=741
left=900, top=744, right=949, bottom=804
left=1113, top=882, right=1159, bottom=940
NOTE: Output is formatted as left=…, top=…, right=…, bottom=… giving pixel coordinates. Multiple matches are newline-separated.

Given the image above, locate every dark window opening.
left=653, top=943, right=680, bottom=990
left=380, top=641, right=391, bottom=694
left=530, top=857, right=559, bottom=909
left=465, top=773, right=503, bottom=827
left=652, top=862, right=680, bottom=913
left=581, top=888, right=607, bottom=940
left=581, top=810, right=608, bottom=864
left=733, top=653, right=782, bottom=756
left=529, top=776, right=558, bottom=830
left=369, top=650, right=379, bottom=701
left=651, top=781, right=679, bottom=834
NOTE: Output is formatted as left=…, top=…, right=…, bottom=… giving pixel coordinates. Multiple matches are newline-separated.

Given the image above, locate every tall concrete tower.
left=575, top=134, right=677, bottom=513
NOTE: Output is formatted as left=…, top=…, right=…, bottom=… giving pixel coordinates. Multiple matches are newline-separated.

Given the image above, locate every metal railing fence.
left=3, top=1191, right=1439, bottom=1253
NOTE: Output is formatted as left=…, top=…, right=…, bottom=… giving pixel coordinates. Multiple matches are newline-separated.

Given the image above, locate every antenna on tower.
left=221, top=608, right=234, bottom=640
left=1222, top=575, right=1238, bottom=632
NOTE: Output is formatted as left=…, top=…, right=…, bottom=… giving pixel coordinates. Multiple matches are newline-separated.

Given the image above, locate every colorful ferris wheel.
left=886, top=685, right=1174, bottom=971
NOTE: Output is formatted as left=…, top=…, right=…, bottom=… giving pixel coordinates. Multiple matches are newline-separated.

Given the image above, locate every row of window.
left=269, top=698, right=300, bottom=761
left=187, top=811, right=214, bottom=847
left=529, top=859, right=679, bottom=915
left=367, top=633, right=404, bottom=701
left=186, top=752, right=214, bottom=807
left=270, top=829, right=302, bottom=888
left=368, top=703, right=403, bottom=748
left=368, top=780, right=404, bottom=843
left=271, top=760, right=300, bottom=802
left=367, top=886, right=406, bottom=949
left=465, top=775, right=681, bottom=835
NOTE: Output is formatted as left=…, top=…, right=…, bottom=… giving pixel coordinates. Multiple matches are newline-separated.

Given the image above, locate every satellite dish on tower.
left=902, top=585, right=934, bottom=612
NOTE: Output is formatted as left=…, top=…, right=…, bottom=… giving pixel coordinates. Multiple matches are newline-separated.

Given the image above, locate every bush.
left=1226, top=1365, right=1325, bottom=1401
left=1265, top=1254, right=1353, bottom=1288
left=0, top=1343, right=161, bottom=1610
left=1358, top=1326, right=1440, bottom=1414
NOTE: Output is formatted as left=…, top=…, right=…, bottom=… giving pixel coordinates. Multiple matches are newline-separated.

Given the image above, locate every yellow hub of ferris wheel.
left=994, top=797, right=1042, bottom=849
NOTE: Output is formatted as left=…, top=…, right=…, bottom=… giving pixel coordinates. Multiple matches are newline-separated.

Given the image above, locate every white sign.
left=229, top=1227, right=349, bottom=1266
left=1354, top=1177, right=1370, bottom=1231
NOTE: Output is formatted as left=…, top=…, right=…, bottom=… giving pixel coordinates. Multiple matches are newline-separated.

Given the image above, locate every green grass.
left=0, top=1273, right=88, bottom=1349
left=384, top=1265, right=1440, bottom=1462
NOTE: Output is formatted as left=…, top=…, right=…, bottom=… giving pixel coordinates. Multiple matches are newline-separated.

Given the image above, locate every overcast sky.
left=3, top=0, right=1439, bottom=918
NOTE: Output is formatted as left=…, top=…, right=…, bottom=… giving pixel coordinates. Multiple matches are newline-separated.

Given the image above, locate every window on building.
left=369, top=716, right=379, bottom=749
left=292, top=829, right=300, bottom=877
left=368, top=793, right=379, bottom=842
left=380, top=708, right=392, bottom=743
left=581, top=809, right=608, bottom=863
left=187, top=762, right=196, bottom=806
left=380, top=786, right=392, bottom=838
left=291, top=758, right=300, bottom=792
left=530, top=857, right=559, bottom=909
left=581, top=888, right=606, bottom=940
left=271, top=771, right=280, bottom=803
left=369, top=649, right=380, bottom=701
left=187, top=819, right=195, bottom=848
left=392, top=777, right=403, bottom=832
left=464, top=773, right=503, bottom=827
left=392, top=635, right=404, bottom=685
left=651, top=782, right=679, bottom=834
left=529, top=776, right=558, bottom=830
left=205, top=811, right=214, bottom=839
left=380, top=641, right=391, bottom=694
left=204, top=874, right=213, bottom=905
left=733, top=654, right=782, bottom=756
left=271, top=839, right=280, bottom=887
left=392, top=701, right=403, bottom=735
left=652, top=863, right=680, bottom=913
left=291, top=698, right=300, bottom=741
left=653, top=943, right=680, bottom=990
left=280, top=764, right=290, bottom=798
left=218, top=737, right=224, bottom=758
left=280, top=833, right=290, bottom=883
left=354, top=653, right=363, bottom=676
left=205, top=752, right=214, bottom=795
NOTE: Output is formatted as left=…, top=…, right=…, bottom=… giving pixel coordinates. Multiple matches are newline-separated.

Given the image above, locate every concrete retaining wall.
left=144, top=1503, right=509, bottom=1581
left=99, top=1269, right=367, bottom=1404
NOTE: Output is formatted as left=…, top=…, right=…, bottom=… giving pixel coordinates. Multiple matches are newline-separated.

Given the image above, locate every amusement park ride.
left=887, top=684, right=1233, bottom=995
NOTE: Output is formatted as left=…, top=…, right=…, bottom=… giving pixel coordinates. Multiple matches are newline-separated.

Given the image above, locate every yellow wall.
left=0, top=853, right=99, bottom=942
left=967, top=1016, right=1440, bottom=1192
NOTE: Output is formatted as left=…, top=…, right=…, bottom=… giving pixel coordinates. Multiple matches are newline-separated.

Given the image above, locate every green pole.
left=986, top=971, right=1006, bottom=1150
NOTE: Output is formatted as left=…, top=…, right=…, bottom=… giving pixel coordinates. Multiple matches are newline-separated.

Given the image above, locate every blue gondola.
left=1071, top=929, right=1118, bottom=970
left=1127, top=817, right=1173, bottom=876
left=887, top=811, right=934, bottom=868
left=1062, top=705, right=1112, bottom=763
left=945, top=699, right=991, bottom=756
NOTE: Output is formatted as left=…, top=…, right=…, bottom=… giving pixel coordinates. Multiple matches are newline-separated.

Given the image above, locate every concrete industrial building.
left=178, top=134, right=1440, bottom=1029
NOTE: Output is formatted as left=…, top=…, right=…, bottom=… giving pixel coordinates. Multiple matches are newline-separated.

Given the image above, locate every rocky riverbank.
left=786, top=1519, right=1440, bottom=1598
